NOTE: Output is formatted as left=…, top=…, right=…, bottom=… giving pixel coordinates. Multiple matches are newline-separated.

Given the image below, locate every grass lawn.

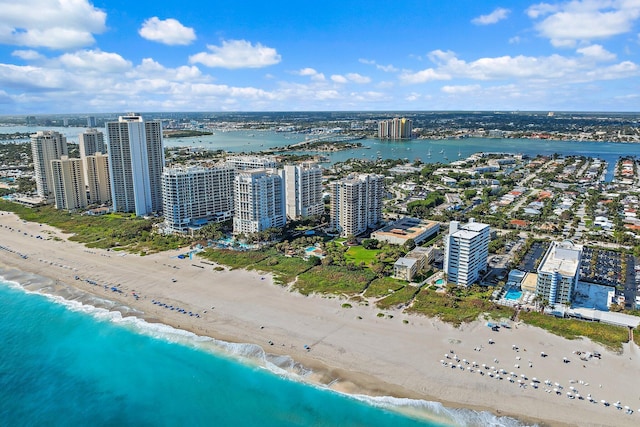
left=518, top=311, right=631, bottom=352
left=344, top=245, right=381, bottom=266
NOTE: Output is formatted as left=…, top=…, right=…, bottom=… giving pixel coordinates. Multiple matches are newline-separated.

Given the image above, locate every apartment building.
left=233, top=169, right=285, bottom=235
left=31, top=130, right=68, bottom=201
left=330, top=173, right=384, bottom=237
left=536, top=240, right=582, bottom=306
left=51, top=156, right=87, bottom=210
left=162, top=165, right=235, bottom=233
left=106, top=114, right=164, bottom=216
left=443, top=219, right=490, bottom=286
left=280, top=163, right=324, bottom=219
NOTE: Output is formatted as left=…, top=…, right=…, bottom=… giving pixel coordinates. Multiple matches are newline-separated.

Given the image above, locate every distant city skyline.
left=0, top=0, right=639, bottom=114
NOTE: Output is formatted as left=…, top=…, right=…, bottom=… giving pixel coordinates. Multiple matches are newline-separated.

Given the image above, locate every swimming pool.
left=435, top=278, right=445, bottom=285
left=504, top=289, right=522, bottom=301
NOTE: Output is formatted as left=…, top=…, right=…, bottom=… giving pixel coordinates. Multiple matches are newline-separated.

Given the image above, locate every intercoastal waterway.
left=3, top=125, right=639, bottom=181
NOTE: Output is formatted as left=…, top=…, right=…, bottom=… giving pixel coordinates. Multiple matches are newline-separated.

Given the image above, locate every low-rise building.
left=371, top=217, right=439, bottom=246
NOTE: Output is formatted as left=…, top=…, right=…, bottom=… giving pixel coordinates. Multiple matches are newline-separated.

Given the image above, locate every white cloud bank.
left=139, top=17, right=196, bottom=46
left=0, top=0, right=106, bottom=49
left=527, top=0, right=640, bottom=47
left=189, top=40, right=281, bottom=69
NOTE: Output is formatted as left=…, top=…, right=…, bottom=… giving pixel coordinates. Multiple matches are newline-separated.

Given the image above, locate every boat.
left=439, top=149, right=444, bottom=154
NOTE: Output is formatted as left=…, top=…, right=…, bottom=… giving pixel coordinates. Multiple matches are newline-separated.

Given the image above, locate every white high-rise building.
left=536, top=241, right=582, bottom=306
left=162, top=165, right=235, bottom=233
left=280, top=163, right=324, bottom=219
left=31, top=130, right=68, bottom=201
left=330, top=174, right=384, bottom=237
left=225, top=155, right=277, bottom=171
left=233, top=169, right=285, bottom=235
left=106, top=114, right=165, bottom=216
left=51, top=156, right=87, bottom=211
left=85, top=152, right=111, bottom=205
left=443, top=219, right=490, bottom=286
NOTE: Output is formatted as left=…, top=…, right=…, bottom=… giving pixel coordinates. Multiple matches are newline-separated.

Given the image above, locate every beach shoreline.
left=2, top=211, right=639, bottom=427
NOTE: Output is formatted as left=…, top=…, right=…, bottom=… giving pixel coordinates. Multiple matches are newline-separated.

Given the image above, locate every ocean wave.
left=349, top=394, right=533, bottom=427
left=2, top=277, right=532, bottom=427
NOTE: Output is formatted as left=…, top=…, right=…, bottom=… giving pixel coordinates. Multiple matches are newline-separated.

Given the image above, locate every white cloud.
left=472, top=8, right=511, bottom=25
left=358, top=58, right=399, bottom=72
left=399, top=68, right=451, bottom=84
left=577, top=44, right=616, bottom=61
left=509, top=36, right=521, bottom=44
left=294, top=68, right=325, bottom=81
left=345, top=73, right=371, bottom=84
left=331, top=73, right=371, bottom=84
left=331, top=74, right=348, bottom=83
left=0, top=0, right=106, bottom=49
left=189, top=39, right=281, bottom=69
left=527, top=0, right=640, bottom=47
left=400, top=49, right=639, bottom=84
left=58, top=50, right=131, bottom=73
left=138, top=17, right=196, bottom=46
left=11, top=50, right=44, bottom=61
left=441, top=84, right=482, bottom=94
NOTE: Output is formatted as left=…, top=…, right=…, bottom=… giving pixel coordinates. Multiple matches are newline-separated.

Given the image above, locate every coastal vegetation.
left=0, top=200, right=188, bottom=253
left=519, top=311, right=634, bottom=352
left=408, top=285, right=514, bottom=326
left=163, top=130, right=213, bottom=138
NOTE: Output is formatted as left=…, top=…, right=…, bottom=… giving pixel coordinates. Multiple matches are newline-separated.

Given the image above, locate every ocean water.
left=0, top=278, right=528, bottom=427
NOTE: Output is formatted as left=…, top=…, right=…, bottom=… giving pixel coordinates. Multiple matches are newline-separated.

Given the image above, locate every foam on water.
left=1, top=274, right=532, bottom=427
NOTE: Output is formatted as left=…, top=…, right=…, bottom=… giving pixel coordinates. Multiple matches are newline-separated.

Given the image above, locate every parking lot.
left=580, top=248, right=637, bottom=308
left=517, top=241, right=550, bottom=272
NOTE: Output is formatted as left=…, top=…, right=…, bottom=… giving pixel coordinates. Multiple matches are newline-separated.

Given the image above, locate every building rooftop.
left=373, top=217, right=439, bottom=241
left=539, top=241, right=582, bottom=277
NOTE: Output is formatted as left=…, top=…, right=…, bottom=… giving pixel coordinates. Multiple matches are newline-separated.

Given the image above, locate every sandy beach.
left=1, top=211, right=640, bottom=427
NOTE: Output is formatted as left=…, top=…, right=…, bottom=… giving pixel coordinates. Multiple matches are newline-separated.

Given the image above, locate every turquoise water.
left=0, top=280, right=440, bottom=427
left=435, top=279, right=445, bottom=285
left=0, top=278, right=528, bottom=427
left=504, top=290, right=523, bottom=301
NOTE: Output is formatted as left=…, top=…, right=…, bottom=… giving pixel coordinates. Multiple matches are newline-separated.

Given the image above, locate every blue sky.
left=0, top=0, right=639, bottom=114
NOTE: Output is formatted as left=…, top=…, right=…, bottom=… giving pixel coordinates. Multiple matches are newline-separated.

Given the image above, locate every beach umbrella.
left=532, top=377, right=538, bottom=382
left=569, top=386, right=576, bottom=391
left=490, top=366, right=495, bottom=370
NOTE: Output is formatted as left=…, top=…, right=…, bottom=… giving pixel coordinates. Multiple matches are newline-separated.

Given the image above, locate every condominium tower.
left=31, top=130, right=68, bottom=201
left=233, top=169, right=285, bottom=235
left=84, top=152, right=111, bottom=205
left=330, top=174, right=384, bottom=237
left=51, top=156, right=87, bottom=210
left=162, top=165, right=235, bottom=233
left=280, top=163, right=324, bottom=219
left=106, top=114, right=165, bottom=216
left=536, top=240, right=582, bottom=306
left=78, top=128, right=106, bottom=158
left=443, top=219, right=490, bottom=286
left=378, top=118, right=412, bottom=139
